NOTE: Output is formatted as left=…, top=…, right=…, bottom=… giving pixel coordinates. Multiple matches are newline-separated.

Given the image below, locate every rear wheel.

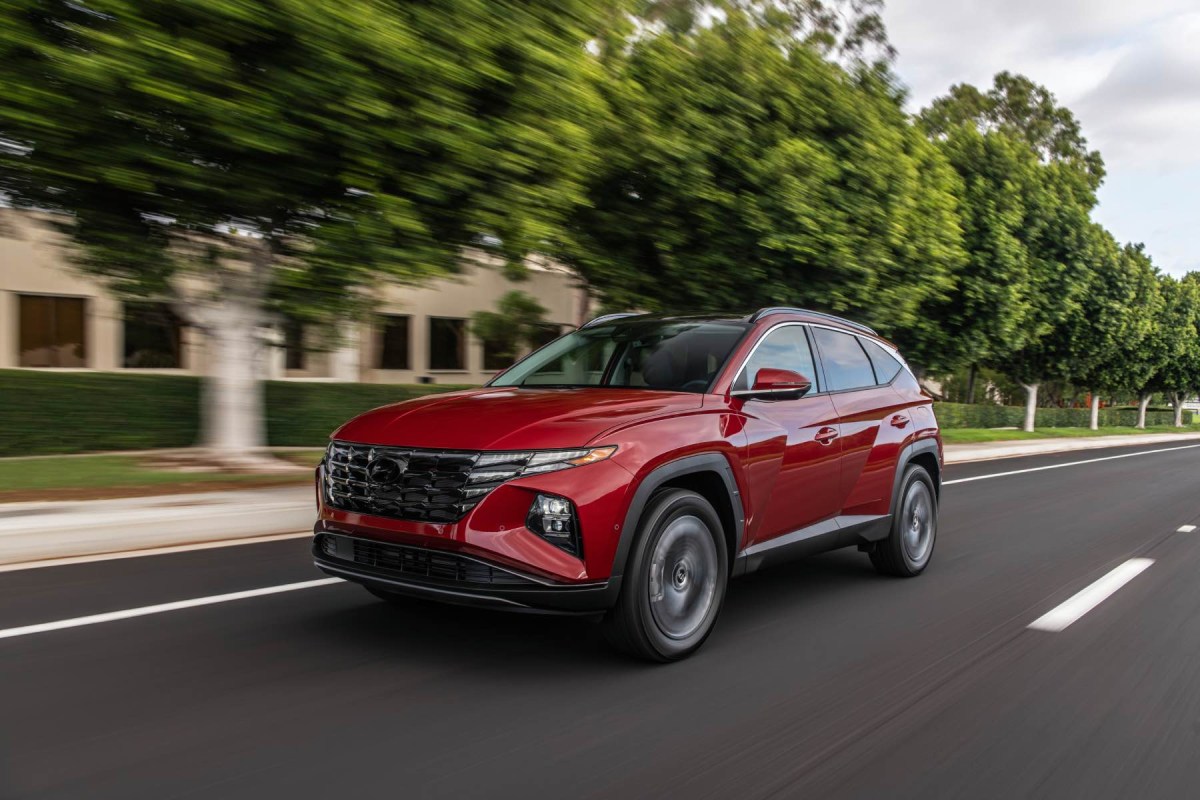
left=870, top=464, right=937, bottom=577
left=602, top=489, right=728, bottom=662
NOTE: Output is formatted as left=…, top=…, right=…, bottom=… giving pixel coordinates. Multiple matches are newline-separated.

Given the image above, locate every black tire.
left=602, top=489, right=728, bottom=662
left=870, top=464, right=938, bottom=577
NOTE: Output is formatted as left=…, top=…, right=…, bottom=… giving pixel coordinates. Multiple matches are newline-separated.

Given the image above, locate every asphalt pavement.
left=3, top=441, right=1200, bottom=799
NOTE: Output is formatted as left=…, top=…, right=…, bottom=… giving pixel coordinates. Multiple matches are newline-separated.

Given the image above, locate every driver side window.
left=734, top=326, right=819, bottom=393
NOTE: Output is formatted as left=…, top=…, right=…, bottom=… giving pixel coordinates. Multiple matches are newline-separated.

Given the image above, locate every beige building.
left=0, top=211, right=586, bottom=384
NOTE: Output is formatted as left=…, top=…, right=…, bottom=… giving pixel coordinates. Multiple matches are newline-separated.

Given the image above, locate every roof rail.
left=749, top=307, right=877, bottom=335
left=581, top=312, right=642, bottom=329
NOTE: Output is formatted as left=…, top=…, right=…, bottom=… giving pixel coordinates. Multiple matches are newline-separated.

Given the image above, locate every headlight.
left=527, top=493, right=582, bottom=557
left=474, top=445, right=617, bottom=478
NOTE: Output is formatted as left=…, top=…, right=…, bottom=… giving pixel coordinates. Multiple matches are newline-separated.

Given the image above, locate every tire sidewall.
left=894, top=465, right=937, bottom=574
left=624, top=489, right=728, bottom=660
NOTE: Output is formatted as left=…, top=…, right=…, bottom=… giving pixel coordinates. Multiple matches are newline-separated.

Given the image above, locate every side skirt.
left=732, top=513, right=890, bottom=577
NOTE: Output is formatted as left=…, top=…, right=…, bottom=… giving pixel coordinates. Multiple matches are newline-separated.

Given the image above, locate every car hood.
left=331, top=387, right=704, bottom=451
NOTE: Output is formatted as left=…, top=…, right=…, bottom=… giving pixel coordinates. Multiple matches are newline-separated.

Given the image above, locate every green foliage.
left=0, top=370, right=462, bottom=456
left=933, top=402, right=1189, bottom=430
left=470, top=290, right=550, bottom=367
left=560, top=15, right=964, bottom=352
left=919, top=74, right=1102, bottom=387
left=0, top=0, right=604, bottom=320
left=636, top=0, right=895, bottom=65
left=1066, top=236, right=1162, bottom=394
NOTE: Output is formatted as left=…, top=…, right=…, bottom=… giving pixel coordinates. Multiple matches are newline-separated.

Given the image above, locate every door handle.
left=889, top=414, right=910, bottom=428
left=814, top=426, right=839, bottom=445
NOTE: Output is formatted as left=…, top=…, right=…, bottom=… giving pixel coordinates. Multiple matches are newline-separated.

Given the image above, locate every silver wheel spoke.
left=647, top=514, right=718, bottom=640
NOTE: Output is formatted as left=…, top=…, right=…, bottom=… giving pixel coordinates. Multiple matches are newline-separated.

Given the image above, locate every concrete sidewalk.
left=943, top=431, right=1200, bottom=463
left=4, top=431, right=1200, bottom=567
left=0, top=486, right=313, bottom=566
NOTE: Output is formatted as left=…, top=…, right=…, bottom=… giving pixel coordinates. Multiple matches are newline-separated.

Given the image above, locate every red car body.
left=313, top=308, right=942, bottom=632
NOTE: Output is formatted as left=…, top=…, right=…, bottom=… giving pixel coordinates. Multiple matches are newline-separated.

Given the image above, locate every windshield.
left=489, top=319, right=750, bottom=393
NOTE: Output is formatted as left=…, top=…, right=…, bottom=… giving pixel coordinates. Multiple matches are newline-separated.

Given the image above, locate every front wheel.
left=602, top=489, right=728, bottom=662
left=870, top=464, right=938, bottom=577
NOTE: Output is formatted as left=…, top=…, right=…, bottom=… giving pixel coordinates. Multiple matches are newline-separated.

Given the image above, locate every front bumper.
left=313, top=532, right=619, bottom=614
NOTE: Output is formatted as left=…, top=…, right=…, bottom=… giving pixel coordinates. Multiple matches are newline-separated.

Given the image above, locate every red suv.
left=313, top=308, right=942, bottom=660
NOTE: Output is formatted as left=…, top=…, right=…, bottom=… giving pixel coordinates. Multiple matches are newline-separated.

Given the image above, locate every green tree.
left=0, top=0, right=602, bottom=463
left=1142, top=275, right=1200, bottom=427
left=637, top=0, right=895, bottom=65
left=558, top=15, right=963, bottom=353
left=471, top=290, right=551, bottom=370
left=919, top=73, right=1103, bottom=429
left=1065, top=233, right=1161, bottom=429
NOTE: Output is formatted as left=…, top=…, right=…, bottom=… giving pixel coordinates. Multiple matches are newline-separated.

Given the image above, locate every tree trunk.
left=201, top=298, right=268, bottom=462
left=1089, top=394, right=1100, bottom=431
left=1136, top=393, right=1151, bottom=429
left=574, top=277, right=591, bottom=328
left=966, top=364, right=977, bottom=404
left=1022, top=383, right=1039, bottom=433
left=1172, top=392, right=1185, bottom=428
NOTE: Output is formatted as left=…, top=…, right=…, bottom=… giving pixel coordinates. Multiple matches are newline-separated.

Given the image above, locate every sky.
left=883, top=0, right=1200, bottom=277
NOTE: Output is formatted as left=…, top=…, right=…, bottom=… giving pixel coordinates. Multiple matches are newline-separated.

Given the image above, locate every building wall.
left=0, top=211, right=585, bottom=385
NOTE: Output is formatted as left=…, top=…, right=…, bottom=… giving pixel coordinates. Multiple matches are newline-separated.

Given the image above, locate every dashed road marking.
left=1028, top=558, right=1154, bottom=633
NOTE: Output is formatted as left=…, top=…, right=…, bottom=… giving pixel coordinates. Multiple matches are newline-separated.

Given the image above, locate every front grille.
left=318, top=534, right=533, bottom=587
left=324, top=441, right=538, bottom=523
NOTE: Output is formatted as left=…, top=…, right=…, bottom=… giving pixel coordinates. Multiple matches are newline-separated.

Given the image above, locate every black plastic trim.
left=611, top=453, right=746, bottom=579
left=313, top=536, right=620, bottom=614
left=891, top=437, right=942, bottom=509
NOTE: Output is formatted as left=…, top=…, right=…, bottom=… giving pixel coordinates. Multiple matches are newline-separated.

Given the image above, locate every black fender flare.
left=610, top=453, right=746, bottom=579
left=889, top=438, right=941, bottom=515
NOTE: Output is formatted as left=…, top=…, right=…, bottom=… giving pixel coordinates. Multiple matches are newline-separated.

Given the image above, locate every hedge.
left=934, top=401, right=1192, bottom=429
left=1, top=370, right=1194, bottom=456
left=0, top=369, right=464, bottom=456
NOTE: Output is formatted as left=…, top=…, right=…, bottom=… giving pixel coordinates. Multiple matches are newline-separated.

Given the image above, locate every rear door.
left=733, top=324, right=844, bottom=545
left=810, top=327, right=911, bottom=517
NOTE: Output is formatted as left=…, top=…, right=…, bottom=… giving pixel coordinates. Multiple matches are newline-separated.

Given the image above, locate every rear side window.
left=734, top=325, right=819, bottom=393
left=861, top=339, right=903, bottom=384
left=812, top=328, right=875, bottom=391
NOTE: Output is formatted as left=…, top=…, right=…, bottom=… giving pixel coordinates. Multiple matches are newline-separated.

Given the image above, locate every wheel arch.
left=891, top=438, right=942, bottom=512
left=611, top=453, right=746, bottom=579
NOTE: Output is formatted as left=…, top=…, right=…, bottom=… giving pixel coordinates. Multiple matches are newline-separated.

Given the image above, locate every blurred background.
left=7, top=4, right=1200, bottom=799
left=3, top=0, right=1200, bottom=493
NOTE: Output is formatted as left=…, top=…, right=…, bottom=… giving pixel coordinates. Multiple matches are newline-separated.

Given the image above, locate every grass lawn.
left=0, top=451, right=323, bottom=501
left=941, top=425, right=1200, bottom=444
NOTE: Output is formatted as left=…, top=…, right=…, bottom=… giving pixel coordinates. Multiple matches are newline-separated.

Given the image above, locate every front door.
left=733, top=325, right=844, bottom=546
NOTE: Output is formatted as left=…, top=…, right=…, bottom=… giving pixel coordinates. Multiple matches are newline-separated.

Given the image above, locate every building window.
left=18, top=294, right=87, bottom=368
left=377, top=315, right=411, bottom=370
left=124, top=302, right=182, bottom=369
left=482, top=337, right=513, bottom=372
left=283, top=318, right=306, bottom=371
left=531, top=323, right=563, bottom=349
left=429, top=317, right=466, bottom=371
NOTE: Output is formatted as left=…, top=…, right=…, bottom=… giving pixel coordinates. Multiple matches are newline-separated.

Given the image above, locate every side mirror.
left=734, top=368, right=813, bottom=400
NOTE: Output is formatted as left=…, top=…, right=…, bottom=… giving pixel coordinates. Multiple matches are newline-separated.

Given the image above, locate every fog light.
left=527, top=493, right=582, bottom=558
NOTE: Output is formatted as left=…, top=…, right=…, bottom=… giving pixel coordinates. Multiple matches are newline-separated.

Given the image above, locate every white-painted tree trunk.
left=201, top=298, right=267, bottom=463
left=1022, top=383, right=1039, bottom=433
left=1173, top=392, right=1185, bottom=428
left=1089, top=394, right=1100, bottom=431
left=1136, top=393, right=1152, bottom=429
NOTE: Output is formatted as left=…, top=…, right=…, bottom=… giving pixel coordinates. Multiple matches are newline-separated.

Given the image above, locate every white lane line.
left=944, top=443, right=1200, bottom=486
left=0, top=531, right=312, bottom=574
left=0, top=578, right=343, bottom=642
left=1178, top=525, right=1197, bottom=533
left=1027, top=558, right=1154, bottom=633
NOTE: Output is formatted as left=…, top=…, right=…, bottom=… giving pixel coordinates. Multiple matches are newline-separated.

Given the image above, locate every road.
left=3, top=442, right=1200, bottom=799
